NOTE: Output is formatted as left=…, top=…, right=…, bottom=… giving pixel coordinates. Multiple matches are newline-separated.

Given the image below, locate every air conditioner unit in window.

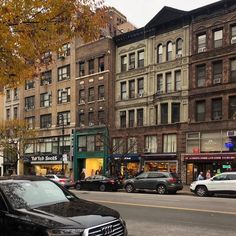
left=214, top=116, right=222, bottom=120
left=138, top=92, right=144, bottom=97
left=43, top=81, right=49, bottom=85
left=213, top=77, right=221, bottom=84
left=47, top=124, right=51, bottom=128
left=59, top=55, right=65, bottom=60
left=129, top=64, right=135, bottom=70
left=231, top=38, right=236, bottom=44
left=198, top=47, right=206, bottom=53
left=227, top=131, right=236, bottom=137
left=144, top=148, right=151, bottom=153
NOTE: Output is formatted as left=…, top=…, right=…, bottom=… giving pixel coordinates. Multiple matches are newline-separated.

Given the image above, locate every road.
left=71, top=190, right=236, bottom=236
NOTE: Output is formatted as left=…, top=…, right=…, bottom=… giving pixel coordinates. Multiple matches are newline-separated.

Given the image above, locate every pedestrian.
left=80, top=168, right=86, bottom=180
left=197, top=171, right=204, bottom=181
left=206, top=170, right=211, bottom=179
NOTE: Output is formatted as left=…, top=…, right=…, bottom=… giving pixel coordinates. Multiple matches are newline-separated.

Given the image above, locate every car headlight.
left=47, top=228, right=84, bottom=236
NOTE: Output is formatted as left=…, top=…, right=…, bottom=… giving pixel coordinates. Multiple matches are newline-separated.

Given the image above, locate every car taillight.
left=108, top=180, right=115, bottom=184
left=168, top=178, right=177, bottom=183
left=59, top=179, right=66, bottom=183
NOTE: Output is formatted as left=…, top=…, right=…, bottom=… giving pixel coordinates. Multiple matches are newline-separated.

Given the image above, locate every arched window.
left=157, top=44, right=163, bottom=63
left=176, top=38, right=183, bottom=57
left=166, top=41, right=172, bottom=61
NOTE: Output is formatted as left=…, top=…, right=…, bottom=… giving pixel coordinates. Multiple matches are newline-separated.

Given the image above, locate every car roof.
left=0, top=175, right=47, bottom=182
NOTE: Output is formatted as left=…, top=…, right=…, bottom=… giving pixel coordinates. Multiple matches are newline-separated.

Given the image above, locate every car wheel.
left=99, top=184, right=106, bottom=192
left=156, top=185, right=167, bottom=194
left=75, top=183, right=81, bottom=190
left=125, top=184, right=134, bottom=193
left=196, top=186, right=208, bottom=197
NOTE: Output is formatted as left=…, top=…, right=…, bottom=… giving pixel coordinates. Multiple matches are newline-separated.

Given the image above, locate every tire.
left=75, top=183, right=81, bottom=190
left=195, top=185, right=208, bottom=197
left=125, top=184, right=134, bottom=193
left=99, top=184, right=106, bottom=192
left=156, top=185, right=167, bottom=194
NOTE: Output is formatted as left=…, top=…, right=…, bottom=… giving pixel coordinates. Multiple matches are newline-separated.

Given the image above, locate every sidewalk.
left=180, top=185, right=193, bottom=195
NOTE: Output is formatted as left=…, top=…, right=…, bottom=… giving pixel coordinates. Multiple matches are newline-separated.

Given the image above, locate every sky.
left=104, top=0, right=218, bottom=27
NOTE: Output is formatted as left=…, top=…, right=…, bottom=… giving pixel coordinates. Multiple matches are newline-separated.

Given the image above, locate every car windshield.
left=0, top=180, right=74, bottom=209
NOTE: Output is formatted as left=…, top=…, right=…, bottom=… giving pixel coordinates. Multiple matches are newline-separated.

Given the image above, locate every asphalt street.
left=71, top=190, right=236, bottom=236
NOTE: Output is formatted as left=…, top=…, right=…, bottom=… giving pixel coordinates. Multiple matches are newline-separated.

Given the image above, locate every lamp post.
left=59, top=114, right=65, bottom=175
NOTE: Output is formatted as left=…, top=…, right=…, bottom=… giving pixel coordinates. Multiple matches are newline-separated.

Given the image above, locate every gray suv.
left=124, top=171, right=183, bottom=194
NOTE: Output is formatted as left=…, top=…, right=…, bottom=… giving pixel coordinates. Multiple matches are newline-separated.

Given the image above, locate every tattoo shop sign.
left=27, top=155, right=61, bottom=162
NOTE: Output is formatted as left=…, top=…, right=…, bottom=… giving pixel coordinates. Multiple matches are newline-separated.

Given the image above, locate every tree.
left=0, top=119, right=37, bottom=175
left=0, top=0, right=107, bottom=87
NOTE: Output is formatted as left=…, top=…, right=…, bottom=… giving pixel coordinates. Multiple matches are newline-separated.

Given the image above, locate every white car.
left=190, top=172, right=236, bottom=197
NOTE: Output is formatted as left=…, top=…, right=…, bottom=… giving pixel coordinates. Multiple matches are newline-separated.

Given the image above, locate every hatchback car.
left=190, top=172, right=236, bottom=197
left=75, top=175, right=122, bottom=192
left=0, top=176, right=128, bottom=236
left=45, top=174, right=75, bottom=189
left=124, top=171, right=183, bottom=194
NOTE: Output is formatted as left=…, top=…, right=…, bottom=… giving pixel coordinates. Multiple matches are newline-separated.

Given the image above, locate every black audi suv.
left=0, top=176, right=127, bottom=236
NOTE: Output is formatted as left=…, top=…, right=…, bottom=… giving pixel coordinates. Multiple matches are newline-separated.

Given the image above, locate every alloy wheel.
left=157, top=185, right=166, bottom=194
left=125, top=184, right=134, bottom=193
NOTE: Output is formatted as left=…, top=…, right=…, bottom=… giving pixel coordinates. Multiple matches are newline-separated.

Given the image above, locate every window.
left=172, top=103, right=180, bottom=123
left=212, top=61, right=222, bottom=84
left=58, top=43, right=70, bottom=58
left=58, top=88, right=70, bottom=104
left=174, top=71, right=181, bottom=91
left=196, top=100, right=205, bottom=122
left=41, top=51, right=52, bottom=63
left=129, top=80, right=135, bottom=99
left=166, top=73, right=172, bottom=93
left=231, top=25, right=236, bottom=44
left=88, top=59, right=94, bottom=74
left=79, top=89, right=85, bottom=103
left=87, top=136, right=95, bottom=152
left=128, top=110, right=134, bottom=128
left=78, top=112, right=85, bottom=127
left=129, top=53, right=135, bottom=70
left=176, top=38, right=183, bottom=56
left=157, top=74, right=163, bottom=93
left=166, top=42, right=172, bottom=61
left=120, top=111, right=126, bottom=128
left=212, top=98, right=222, bottom=120
left=137, top=108, right=143, bottom=127
left=25, top=80, right=35, bottom=90
left=95, top=134, right=104, bottom=151
left=145, top=136, right=157, bottom=153
left=57, top=112, right=70, bottom=126
left=25, top=96, right=35, bottom=110
left=196, top=65, right=206, bottom=87
left=13, top=88, right=19, bottom=100
left=6, top=108, right=10, bottom=120
left=88, top=87, right=94, bottom=102
left=13, top=107, right=18, bottom=119
left=40, top=92, right=52, bottom=107
left=128, top=137, right=137, bottom=153
left=58, top=65, right=70, bottom=81
left=197, top=34, right=206, bottom=52
left=6, top=89, right=10, bottom=101
left=230, top=59, right=236, bottom=82
left=229, top=96, right=236, bottom=119
left=40, top=114, right=52, bottom=129
left=78, top=136, right=86, bottom=152
left=98, top=85, right=105, bottom=100
left=137, top=78, right=144, bottom=97
left=98, top=110, right=105, bottom=125
left=157, top=44, right=163, bottom=63
left=98, top=56, right=105, bottom=72
left=121, top=55, right=127, bottom=72
left=138, top=50, right=144, bottom=67
left=25, top=116, right=35, bottom=129
left=41, top=70, right=52, bottom=85
left=79, top=62, right=85, bottom=76
left=213, top=29, right=223, bottom=48
left=161, top=103, right=168, bottom=124
left=113, top=138, right=125, bottom=154
left=163, top=134, right=176, bottom=153
left=88, top=112, right=94, bottom=126
left=121, top=82, right=127, bottom=100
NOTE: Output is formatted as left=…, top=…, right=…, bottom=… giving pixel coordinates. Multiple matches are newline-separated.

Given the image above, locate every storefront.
left=142, top=153, right=178, bottom=173
left=24, top=154, right=70, bottom=176
left=183, top=153, right=236, bottom=184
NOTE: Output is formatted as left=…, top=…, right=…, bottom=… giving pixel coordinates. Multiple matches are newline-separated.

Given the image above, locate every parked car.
left=0, top=175, right=128, bottom=236
left=190, top=172, right=236, bottom=197
left=124, top=171, right=183, bottom=194
left=75, top=175, right=123, bottom=192
left=45, top=174, right=75, bottom=189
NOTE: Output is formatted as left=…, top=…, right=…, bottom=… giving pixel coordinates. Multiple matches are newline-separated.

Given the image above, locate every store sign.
left=184, top=155, right=236, bottom=161
left=28, top=155, right=61, bottom=162
left=223, top=165, right=231, bottom=169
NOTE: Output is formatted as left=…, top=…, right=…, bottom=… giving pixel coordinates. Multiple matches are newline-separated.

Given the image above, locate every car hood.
left=16, top=198, right=119, bottom=229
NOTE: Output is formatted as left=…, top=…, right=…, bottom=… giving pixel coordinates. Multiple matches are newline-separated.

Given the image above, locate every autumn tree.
left=0, top=119, right=37, bottom=175
left=0, top=0, right=107, bottom=87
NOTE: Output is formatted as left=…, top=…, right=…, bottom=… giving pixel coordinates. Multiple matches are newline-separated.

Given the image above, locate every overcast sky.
left=104, top=0, right=218, bottom=27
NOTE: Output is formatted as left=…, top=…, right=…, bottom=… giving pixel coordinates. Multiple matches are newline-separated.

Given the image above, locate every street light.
left=58, top=114, right=65, bottom=175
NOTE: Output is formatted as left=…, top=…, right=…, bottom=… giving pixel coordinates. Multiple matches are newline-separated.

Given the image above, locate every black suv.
left=0, top=176, right=127, bottom=236
left=124, top=171, right=183, bottom=194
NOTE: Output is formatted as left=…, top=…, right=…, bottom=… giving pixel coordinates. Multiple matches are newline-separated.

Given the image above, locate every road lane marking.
left=87, top=199, right=236, bottom=216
